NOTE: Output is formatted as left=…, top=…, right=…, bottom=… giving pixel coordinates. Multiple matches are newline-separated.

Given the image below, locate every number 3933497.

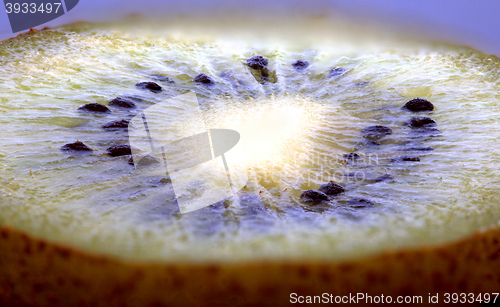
left=3, top=1, right=80, bottom=33
left=5, top=2, right=62, bottom=14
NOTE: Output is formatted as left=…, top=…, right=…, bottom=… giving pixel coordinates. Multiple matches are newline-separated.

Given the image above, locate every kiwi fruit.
left=1, top=23, right=500, bottom=306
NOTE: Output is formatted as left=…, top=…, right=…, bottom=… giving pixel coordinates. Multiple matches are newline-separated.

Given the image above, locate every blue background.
left=1, top=0, right=500, bottom=55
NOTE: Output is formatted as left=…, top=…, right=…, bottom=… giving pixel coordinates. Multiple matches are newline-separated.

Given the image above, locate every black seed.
left=109, top=97, right=136, bottom=109
left=159, top=177, right=172, bottom=184
left=106, top=144, right=132, bottom=157
left=61, top=141, right=92, bottom=152
left=347, top=198, right=374, bottom=208
left=77, top=103, right=110, bottom=113
left=150, top=74, right=175, bottom=84
left=373, top=174, right=393, bottom=182
left=194, top=73, right=215, bottom=85
left=135, top=82, right=163, bottom=93
left=403, top=98, right=434, bottom=112
left=329, top=67, right=345, bottom=77
left=246, top=57, right=277, bottom=83
left=102, top=119, right=129, bottom=129
left=319, top=183, right=345, bottom=196
left=246, top=55, right=268, bottom=70
left=396, top=156, right=421, bottom=162
left=402, top=146, right=434, bottom=151
left=361, top=125, right=393, bottom=141
left=409, top=117, right=436, bottom=128
left=300, top=190, right=329, bottom=204
left=343, top=153, right=361, bottom=161
left=292, top=59, right=309, bottom=70
left=128, top=155, right=160, bottom=167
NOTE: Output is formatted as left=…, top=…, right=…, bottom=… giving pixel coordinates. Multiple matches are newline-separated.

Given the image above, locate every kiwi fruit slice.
left=1, top=23, right=500, bottom=306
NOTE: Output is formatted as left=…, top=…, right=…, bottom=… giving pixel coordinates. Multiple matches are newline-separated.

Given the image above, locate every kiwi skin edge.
left=1, top=225, right=499, bottom=306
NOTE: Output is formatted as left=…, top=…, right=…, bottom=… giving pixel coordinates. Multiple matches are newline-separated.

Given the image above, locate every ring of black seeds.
left=61, top=141, right=93, bottom=152
left=409, top=117, right=436, bottom=128
left=194, top=73, right=215, bottom=85
left=361, top=125, right=393, bottom=141
left=106, top=144, right=132, bottom=157
left=318, top=183, right=345, bottom=196
left=246, top=55, right=268, bottom=70
left=102, top=119, right=129, bottom=129
left=347, top=198, right=374, bottom=208
left=77, top=103, right=110, bottom=113
left=300, top=190, right=329, bottom=204
left=65, top=52, right=434, bottom=217
left=329, top=67, right=345, bottom=77
left=109, top=97, right=136, bottom=109
left=135, top=82, right=163, bottom=93
left=403, top=98, right=434, bottom=112
left=292, top=59, right=309, bottom=70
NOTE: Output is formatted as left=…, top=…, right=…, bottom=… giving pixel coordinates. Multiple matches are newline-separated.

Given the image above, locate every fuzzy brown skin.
left=1, top=226, right=500, bottom=306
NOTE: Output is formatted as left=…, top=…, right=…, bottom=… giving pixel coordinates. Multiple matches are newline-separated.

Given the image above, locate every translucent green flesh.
left=1, top=23, right=500, bottom=263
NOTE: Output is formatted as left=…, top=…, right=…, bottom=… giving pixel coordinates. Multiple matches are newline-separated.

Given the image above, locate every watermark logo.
left=128, top=92, right=248, bottom=214
left=4, top=0, right=79, bottom=33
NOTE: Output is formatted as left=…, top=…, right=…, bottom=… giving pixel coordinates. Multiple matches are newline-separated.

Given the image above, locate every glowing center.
left=204, top=96, right=323, bottom=168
